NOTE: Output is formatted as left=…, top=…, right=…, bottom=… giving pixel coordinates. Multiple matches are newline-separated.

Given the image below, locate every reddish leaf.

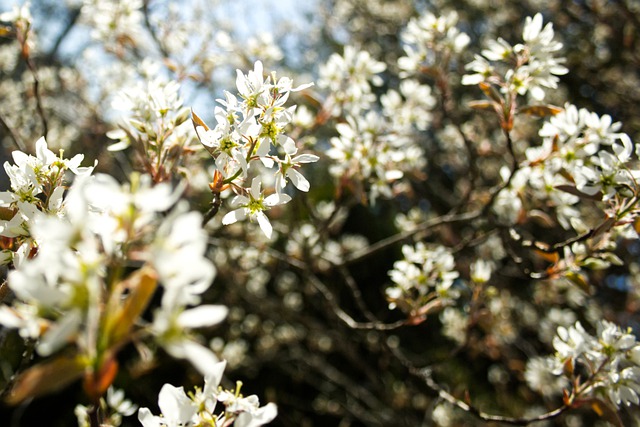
left=84, top=353, right=119, bottom=402
left=518, top=104, right=563, bottom=117
left=467, top=100, right=496, bottom=111
left=6, top=354, right=85, bottom=405
left=104, top=266, right=158, bottom=348
left=191, top=109, right=209, bottom=132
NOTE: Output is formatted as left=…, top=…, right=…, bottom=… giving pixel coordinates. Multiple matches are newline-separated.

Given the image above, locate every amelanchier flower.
left=525, top=320, right=640, bottom=409
left=222, top=177, right=291, bottom=239
left=462, top=13, right=567, bottom=102
left=138, top=360, right=277, bottom=427
left=386, top=243, right=461, bottom=314
left=194, top=60, right=316, bottom=238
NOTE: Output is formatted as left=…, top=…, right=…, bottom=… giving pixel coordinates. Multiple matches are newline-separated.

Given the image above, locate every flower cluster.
left=80, top=0, right=146, bottom=53
left=138, top=360, right=277, bottom=427
left=194, top=60, right=318, bottom=238
left=525, top=320, right=640, bottom=409
left=0, top=137, right=94, bottom=266
left=0, top=167, right=225, bottom=410
left=398, top=11, right=470, bottom=73
left=76, top=387, right=138, bottom=427
left=386, top=243, right=460, bottom=317
left=108, top=61, right=196, bottom=182
left=321, top=50, right=435, bottom=203
left=318, top=45, right=386, bottom=116
left=463, top=13, right=568, bottom=102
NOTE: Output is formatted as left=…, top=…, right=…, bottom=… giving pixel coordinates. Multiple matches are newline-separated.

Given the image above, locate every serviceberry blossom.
left=76, top=386, right=138, bottom=427
left=386, top=243, right=460, bottom=314
left=275, top=144, right=319, bottom=193
left=326, top=106, right=428, bottom=204
left=194, top=61, right=316, bottom=237
left=80, top=0, right=146, bottom=51
left=108, top=64, right=195, bottom=182
left=398, top=11, right=470, bottom=74
left=525, top=320, right=640, bottom=408
left=318, top=45, right=386, bottom=115
left=463, top=13, right=567, bottom=101
left=222, top=177, right=291, bottom=239
left=138, top=360, right=277, bottom=427
left=0, top=136, right=94, bottom=265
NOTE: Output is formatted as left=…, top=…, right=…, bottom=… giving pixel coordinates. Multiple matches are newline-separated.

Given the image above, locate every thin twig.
left=342, top=209, right=480, bottom=266
left=202, top=193, right=222, bottom=226
left=24, top=58, right=48, bottom=139
left=0, top=113, right=26, bottom=152
left=389, top=345, right=570, bottom=425
left=266, top=248, right=407, bottom=331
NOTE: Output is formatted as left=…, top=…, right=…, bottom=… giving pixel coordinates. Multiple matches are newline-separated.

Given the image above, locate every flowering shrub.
left=0, top=1, right=639, bottom=426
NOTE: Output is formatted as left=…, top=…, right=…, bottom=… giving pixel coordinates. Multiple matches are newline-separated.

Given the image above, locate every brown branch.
left=265, top=248, right=407, bottom=331
left=389, top=345, right=571, bottom=425
left=202, top=192, right=222, bottom=226
left=336, top=265, right=378, bottom=323
left=0, top=113, right=26, bottom=152
left=142, top=0, right=171, bottom=60
left=341, top=209, right=480, bottom=266
left=23, top=59, right=48, bottom=140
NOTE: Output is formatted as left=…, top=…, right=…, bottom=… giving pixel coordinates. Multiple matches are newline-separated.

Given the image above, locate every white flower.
left=604, top=367, right=640, bottom=407
left=470, top=259, right=492, bottom=284
left=152, top=209, right=216, bottom=300
left=275, top=144, right=319, bottom=193
left=139, top=384, right=197, bottom=427
left=553, top=322, right=594, bottom=363
left=525, top=356, right=568, bottom=397
left=139, top=361, right=277, bottom=426
left=222, top=177, right=291, bottom=239
left=107, top=386, right=138, bottom=417
left=236, top=60, right=268, bottom=108
left=235, top=403, right=278, bottom=427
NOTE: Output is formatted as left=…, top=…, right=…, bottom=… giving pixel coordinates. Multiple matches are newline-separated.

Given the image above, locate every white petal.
left=292, top=154, right=319, bottom=163
left=177, top=305, right=228, bottom=328
left=235, top=402, right=278, bottom=427
left=157, top=383, right=196, bottom=424
left=37, top=309, right=82, bottom=356
left=137, top=408, right=162, bottom=427
left=256, top=212, right=272, bottom=239
left=222, top=208, right=246, bottom=225
left=204, top=360, right=227, bottom=391
left=287, top=169, right=310, bottom=192
left=166, top=339, right=221, bottom=377
left=264, top=193, right=291, bottom=206
left=250, top=177, right=262, bottom=199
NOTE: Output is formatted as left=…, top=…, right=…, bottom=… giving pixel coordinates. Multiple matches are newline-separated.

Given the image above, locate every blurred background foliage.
left=0, top=0, right=639, bottom=426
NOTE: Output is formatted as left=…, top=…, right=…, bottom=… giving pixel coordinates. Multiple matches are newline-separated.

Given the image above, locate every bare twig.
left=202, top=192, right=222, bottom=226
left=0, top=113, right=26, bottom=152
left=389, top=345, right=571, bottom=425
left=266, top=248, right=407, bottom=331
left=341, top=209, right=480, bottom=266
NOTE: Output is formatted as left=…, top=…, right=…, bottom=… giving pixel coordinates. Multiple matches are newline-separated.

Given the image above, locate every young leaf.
left=518, top=104, right=563, bottom=117
left=104, top=266, right=158, bottom=348
left=5, top=354, right=85, bottom=405
left=191, top=109, right=209, bottom=132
